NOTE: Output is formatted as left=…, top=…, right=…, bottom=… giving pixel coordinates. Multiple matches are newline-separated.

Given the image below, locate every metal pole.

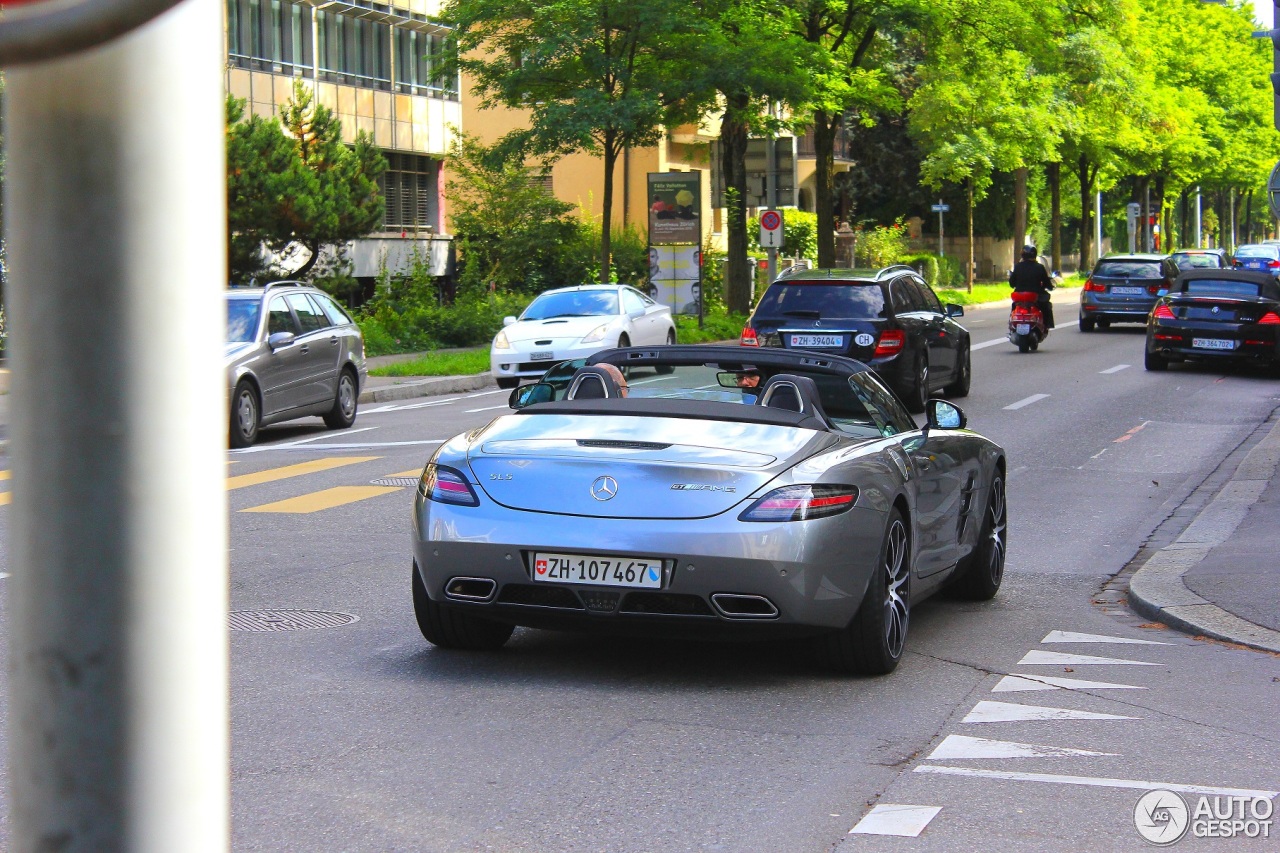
left=6, top=0, right=229, bottom=849
left=1095, top=191, right=1103, bottom=265
left=938, top=200, right=944, bottom=258
left=1195, top=187, right=1202, bottom=248
left=765, top=102, right=778, bottom=281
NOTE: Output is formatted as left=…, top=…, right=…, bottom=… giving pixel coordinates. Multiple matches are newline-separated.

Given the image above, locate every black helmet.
left=1021, top=245, right=1037, bottom=260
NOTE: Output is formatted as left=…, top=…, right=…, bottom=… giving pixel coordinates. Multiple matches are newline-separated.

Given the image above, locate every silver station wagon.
left=225, top=282, right=367, bottom=447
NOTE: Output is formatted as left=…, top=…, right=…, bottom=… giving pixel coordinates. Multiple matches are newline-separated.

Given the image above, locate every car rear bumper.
left=1080, top=293, right=1158, bottom=321
left=413, top=494, right=887, bottom=632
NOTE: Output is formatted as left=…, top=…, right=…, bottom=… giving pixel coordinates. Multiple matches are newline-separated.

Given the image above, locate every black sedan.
left=1145, top=269, right=1280, bottom=372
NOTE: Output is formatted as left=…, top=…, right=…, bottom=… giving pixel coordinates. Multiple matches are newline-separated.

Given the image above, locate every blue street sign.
left=931, top=204, right=950, bottom=212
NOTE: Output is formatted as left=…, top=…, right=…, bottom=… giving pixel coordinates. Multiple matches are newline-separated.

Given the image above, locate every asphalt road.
left=2, top=290, right=1280, bottom=851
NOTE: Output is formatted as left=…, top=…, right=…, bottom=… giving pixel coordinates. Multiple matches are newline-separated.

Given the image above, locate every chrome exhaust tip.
left=710, top=593, right=780, bottom=619
left=444, top=577, right=497, bottom=602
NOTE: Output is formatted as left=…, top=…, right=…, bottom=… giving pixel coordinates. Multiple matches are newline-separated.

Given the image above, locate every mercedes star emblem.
left=590, top=475, right=619, bottom=501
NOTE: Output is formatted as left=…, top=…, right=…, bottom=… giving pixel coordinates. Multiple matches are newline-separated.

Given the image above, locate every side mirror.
left=945, top=304, right=964, bottom=318
left=503, top=316, right=518, bottom=327
left=926, top=399, right=966, bottom=431
left=267, top=331, right=296, bottom=350
left=509, top=382, right=554, bottom=409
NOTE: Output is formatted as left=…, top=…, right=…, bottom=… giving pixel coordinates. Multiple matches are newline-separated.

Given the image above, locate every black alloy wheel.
left=817, top=508, right=910, bottom=675
left=229, top=380, right=260, bottom=448
left=412, top=564, right=514, bottom=650
left=323, top=368, right=359, bottom=430
left=949, top=474, right=1006, bottom=600
left=945, top=344, right=971, bottom=397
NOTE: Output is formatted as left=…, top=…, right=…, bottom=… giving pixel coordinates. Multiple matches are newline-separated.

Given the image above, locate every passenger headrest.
left=566, top=365, right=623, bottom=400
left=756, top=373, right=832, bottom=426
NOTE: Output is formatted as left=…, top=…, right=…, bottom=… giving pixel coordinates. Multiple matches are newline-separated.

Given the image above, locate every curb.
left=358, top=372, right=495, bottom=403
left=1128, top=414, right=1280, bottom=654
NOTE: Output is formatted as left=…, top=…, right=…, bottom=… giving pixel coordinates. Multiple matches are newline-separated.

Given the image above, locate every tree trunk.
left=1180, top=187, right=1189, bottom=251
left=1077, top=154, right=1092, bottom=270
left=966, top=176, right=975, bottom=292
left=813, top=109, right=838, bottom=267
left=720, top=101, right=752, bottom=314
left=291, top=239, right=320, bottom=278
left=1013, top=166, right=1028, bottom=269
left=600, top=132, right=617, bottom=283
left=1135, top=175, right=1149, bottom=252
left=1048, top=161, right=1061, bottom=273
left=1154, top=174, right=1165, bottom=252
left=1245, top=188, right=1254, bottom=244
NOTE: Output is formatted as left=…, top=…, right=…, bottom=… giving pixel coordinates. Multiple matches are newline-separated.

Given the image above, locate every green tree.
left=447, top=0, right=694, bottom=282
left=225, top=81, right=385, bottom=282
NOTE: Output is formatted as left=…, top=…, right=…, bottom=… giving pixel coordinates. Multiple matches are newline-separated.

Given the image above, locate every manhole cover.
left=228, top=610, right=358, bottom=632
left=370, top=477, right=419, bottom=487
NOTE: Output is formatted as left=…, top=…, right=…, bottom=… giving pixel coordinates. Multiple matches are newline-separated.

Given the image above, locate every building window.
left=227, top=0, right=313, bottom=76
left=394, top=30, right=458, bottom=100
left=382, top=153, right=440, bottom=232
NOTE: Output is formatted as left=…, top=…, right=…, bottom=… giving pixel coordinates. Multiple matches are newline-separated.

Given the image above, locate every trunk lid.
left=466, top=413, right=836, bottom=519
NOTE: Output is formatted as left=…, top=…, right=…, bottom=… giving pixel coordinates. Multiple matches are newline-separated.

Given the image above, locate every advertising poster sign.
left=648, top=172, right=701, bottom=245
left=648, top=245, right=701, bottom=315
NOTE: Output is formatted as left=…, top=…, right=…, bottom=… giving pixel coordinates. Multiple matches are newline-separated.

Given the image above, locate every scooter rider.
left=1009, top=245, right=1055, bottom=329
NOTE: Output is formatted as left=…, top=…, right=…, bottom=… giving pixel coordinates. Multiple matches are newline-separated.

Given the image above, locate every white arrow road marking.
left=914, top=767, right=1279, bottom=800
left=963, top=701, right=1137, bottom=723
left=1004, top=393, right=1050, bottom=410
left=1099, top=364, right=1130, bottom=374
left=848, top=804, right=942, bottom=837
left=926, top=735, right=1117, bottom=760
left=993, top=674, right=1146, bottom=693
left=1042, top=630, right=1170, bottom=645
left=971, top=338, right=1006, bottom=351
left=1018, top=650, right=1160, bottom=666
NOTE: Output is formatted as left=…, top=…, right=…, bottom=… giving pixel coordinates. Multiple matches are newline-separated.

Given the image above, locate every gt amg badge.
left=671, top=484, right=737, bottom=493
left=590, top=476, right=619, bottom=501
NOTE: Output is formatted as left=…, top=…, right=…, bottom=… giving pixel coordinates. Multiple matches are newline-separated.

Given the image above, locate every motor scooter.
left=1008, top=291, right=1048, bottom=353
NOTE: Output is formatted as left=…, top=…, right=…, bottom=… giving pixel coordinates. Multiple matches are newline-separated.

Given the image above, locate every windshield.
left=753, top=283, right=887, bottom=320
left=1094, top=261, right=1162, bottom=278
left=227, top=297, right=261, bottom=343
left=1178, top=280, right=1266, bottom=298
left=1172, top=253, right=1221, bottom=270
left=521, top=290, right=618, bottom=320
left=1232, top=245, right=1279, bottom=259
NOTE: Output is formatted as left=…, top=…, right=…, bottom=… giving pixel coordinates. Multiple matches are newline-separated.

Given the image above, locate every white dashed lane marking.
left=1004, top=393, right=1049, bottom=410
left=963, top=701, right=1137, bottom=723
left=1041, top=630, right=1169, bottom=645
left=992, top=674, right=1145, bottom=692
left=913, top=767, right=1279, bottom=800
left=971, top=338, right=1006, bottom=351
left=926, top=735, right=1117, bottom=760
left=1098, top=364, right=1130, bottom=374
left=1017, top=650, right=1160, bottom=667
left=848, top=804, right=942, bottom=837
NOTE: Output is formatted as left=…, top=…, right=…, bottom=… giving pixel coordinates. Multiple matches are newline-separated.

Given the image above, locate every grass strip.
left=368, top=349, right=490, bottom=377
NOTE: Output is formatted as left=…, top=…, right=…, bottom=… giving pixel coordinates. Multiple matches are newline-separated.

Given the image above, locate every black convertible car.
left=1145, top=269, right=1280, bottom=372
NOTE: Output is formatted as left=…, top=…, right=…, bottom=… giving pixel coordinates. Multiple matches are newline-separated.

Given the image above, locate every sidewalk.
left=1128, top=413, right=1280, bottom=653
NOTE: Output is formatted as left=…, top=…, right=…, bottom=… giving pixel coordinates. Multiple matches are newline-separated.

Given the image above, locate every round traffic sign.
left=760, top=210, right=782, bottom=231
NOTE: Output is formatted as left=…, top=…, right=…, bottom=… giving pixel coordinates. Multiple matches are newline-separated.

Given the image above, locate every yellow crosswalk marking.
left=0, top=493, right=11, bottom=506
left=0, top=471, right=11, bottom=480
left=227, top=457, right=379, bottom=491
left=240, top=486, right=402, bottom=514
left=388, top=468, right=424, bottom=478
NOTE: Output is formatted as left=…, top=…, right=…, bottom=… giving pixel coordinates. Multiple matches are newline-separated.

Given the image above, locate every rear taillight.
left=741, top=326, right=759, bottom=347
left=419, top=464, right=480, bottom=506
left=1259, top=311, right=1280, bottom=324
left=738, top=485, right=858, bottom=522
left=1268, top=260, right=1280, bottom=269
left=1084, top=278, right=1105, bottom=292
left=1153, top=304, right=1176, bottom=320
left=873, top=329, right=906, bottom=357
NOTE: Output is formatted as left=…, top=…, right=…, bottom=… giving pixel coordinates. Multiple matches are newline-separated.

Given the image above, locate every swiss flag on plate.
left=534, top=559, right=548, bottom=575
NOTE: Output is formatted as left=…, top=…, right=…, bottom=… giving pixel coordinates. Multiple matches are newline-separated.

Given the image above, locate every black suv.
left=740, top=265, right=969, bottom=412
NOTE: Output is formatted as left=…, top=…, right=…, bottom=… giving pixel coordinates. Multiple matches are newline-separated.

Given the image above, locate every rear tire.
left=412, top=564, right=514, bottom=650
left=945, top=344, right=971, bottom=397
left=1097, top=318, right=1111, bottom=330
left=1079, top=315, right=1096, bottom=332
left=1017, top=339, right=1030, bottom=354
left=322, top=368, right=358, bottom=430
left=904, top=354, right=929, bottom=414
left=656, top=329, right=677, bottom=373
left=816, top=509, right=910, bottom=675
left=1144, top=348, right=1169, bottom=371
left=948, top=474, right=1006, bottom=601
left=229, top=380, right=260, bottom=448
left=617, top=334, right=630, bottom=348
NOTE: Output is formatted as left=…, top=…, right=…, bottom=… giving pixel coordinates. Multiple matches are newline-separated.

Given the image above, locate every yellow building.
left=224, top=0, right=459, bottom=280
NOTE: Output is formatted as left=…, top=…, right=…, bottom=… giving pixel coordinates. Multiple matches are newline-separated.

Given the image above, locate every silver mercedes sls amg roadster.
left=411, top=346, right=1006, bottom=674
